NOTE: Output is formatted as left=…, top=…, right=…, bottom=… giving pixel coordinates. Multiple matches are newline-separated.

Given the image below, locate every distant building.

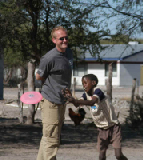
left=0, top=46, right=4, bottom=99
left=73, top=44, right=143, bottom=87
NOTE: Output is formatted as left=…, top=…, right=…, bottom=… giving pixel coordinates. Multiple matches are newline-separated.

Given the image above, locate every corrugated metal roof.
left=81, top=44, right=143, bottom=61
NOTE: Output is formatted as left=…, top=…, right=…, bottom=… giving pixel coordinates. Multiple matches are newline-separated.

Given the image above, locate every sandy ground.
left=0, top=87, right=143, bottom=160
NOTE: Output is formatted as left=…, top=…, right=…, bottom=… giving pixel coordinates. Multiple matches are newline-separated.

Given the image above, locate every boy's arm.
left=62, top=88, right=99, bottom=107
left=68, top=96, right=98, bottom=107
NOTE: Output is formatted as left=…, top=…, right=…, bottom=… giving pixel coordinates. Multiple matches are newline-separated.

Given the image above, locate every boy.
left=63, top=74, right=128, bottom=160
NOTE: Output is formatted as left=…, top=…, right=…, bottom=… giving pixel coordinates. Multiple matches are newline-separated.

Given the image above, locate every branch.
left=106, top=2, right=143, bottom=20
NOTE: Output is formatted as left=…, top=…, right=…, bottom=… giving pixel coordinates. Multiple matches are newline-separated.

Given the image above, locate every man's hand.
left=36, top=73, right=45, bottom=84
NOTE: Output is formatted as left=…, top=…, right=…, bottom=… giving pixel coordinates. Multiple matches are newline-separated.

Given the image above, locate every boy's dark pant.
left=97, top=124, right=128, bottom=160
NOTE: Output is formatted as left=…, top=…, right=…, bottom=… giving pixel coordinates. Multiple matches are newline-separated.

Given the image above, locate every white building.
left=73, top=44, right=143, bottom=87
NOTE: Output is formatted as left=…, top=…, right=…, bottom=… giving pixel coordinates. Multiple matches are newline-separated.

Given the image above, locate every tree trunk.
left=20, top=66, right=28, bottom=85
left=27, top=60, right=36, bottom=124
left=3, top=68, right=13, bottom=85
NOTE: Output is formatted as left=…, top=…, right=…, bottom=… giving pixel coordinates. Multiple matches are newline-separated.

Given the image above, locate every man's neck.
left=56, top=47, right=66, bottom=53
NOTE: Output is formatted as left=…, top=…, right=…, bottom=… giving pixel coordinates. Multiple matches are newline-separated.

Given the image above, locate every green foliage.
left=1, top=0, right=108, bottom=68
left=1, top=0, right=143, bottom=69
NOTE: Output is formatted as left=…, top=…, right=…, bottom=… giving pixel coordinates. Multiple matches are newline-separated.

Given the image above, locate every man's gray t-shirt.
left=37, top=48, right=72, bottom=104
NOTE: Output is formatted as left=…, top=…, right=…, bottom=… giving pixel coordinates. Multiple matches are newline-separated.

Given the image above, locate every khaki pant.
left=36, top=98, right=66, bottom=160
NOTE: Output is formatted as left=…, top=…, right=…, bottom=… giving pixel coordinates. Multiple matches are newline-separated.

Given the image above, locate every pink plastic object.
left=20, top=92, right=43, bottom=104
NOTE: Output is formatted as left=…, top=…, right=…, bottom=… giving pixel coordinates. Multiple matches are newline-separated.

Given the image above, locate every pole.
left=130, top=78, right=136, bottom=122
left=18, top=84, right=23, bottom=123
left=72, top=77, right=76, bottom=97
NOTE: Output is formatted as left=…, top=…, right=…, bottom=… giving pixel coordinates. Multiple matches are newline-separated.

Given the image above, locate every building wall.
left=88, top=63, right=105, bottom=85
left=124, top=51, right=143, bottom=62
left=4, top=67, right=21, bottom=80
left=140, top=65, right=143, bottom=85
left=74, top=63, right=120, bottom=86
left=73, top=76, right=82, bottom=85
left=120, top=64, right=140, bottom=86
left=120, top=52, right=143, bottom=86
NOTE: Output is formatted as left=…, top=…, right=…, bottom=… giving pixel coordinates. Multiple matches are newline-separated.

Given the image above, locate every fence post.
left=35, top=88, right=41, bottom=113
left=130, top=78, right=136, bottom=120
left=72, top=77, right=76, bottom=97
left=136, top=80, right=139, bottom=95
left=18, top=84, right=24, bottom=124
left=107, top=63, right=112, bottom=103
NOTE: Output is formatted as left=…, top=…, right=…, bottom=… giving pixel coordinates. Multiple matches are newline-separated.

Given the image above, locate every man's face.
left=52, top=29, right=68, bottom=52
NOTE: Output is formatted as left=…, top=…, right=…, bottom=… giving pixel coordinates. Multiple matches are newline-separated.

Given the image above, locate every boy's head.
left=82, top=74, right=98, bottom=94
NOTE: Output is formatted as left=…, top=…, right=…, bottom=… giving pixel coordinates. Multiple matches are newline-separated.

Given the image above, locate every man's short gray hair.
left=51, top=26, right=67, bottom=38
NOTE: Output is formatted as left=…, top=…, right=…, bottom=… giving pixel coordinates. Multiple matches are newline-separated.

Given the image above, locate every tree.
left=90, top=0, right=143, bottom=41
left=1, top=0, right=110, bottom=123
left=0, top=1, right=29, bottom=86
left=3, top=0, right=142, bottom=124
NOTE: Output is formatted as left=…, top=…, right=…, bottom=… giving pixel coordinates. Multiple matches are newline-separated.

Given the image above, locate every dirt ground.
left=0, top=87, right=143, bottom=160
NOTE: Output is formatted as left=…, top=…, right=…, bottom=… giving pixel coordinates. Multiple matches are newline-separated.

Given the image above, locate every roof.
left=80, top=44, right=143, bottom=61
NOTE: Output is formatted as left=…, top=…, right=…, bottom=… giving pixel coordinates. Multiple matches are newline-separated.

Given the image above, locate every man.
left=36, top=26, right=72, bottom=160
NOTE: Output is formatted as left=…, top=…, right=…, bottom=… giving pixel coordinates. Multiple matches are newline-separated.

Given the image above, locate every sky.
left=85, top=0, right=143, bottom=39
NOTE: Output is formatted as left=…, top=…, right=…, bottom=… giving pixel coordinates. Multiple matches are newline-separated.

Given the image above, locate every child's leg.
left=110, top=124, right=128, bottom=160
left=115, top=148, right=128, bottom=160
left=97, top=129, right=108, bottom=160
left=99, top=150, right=107, bottom=160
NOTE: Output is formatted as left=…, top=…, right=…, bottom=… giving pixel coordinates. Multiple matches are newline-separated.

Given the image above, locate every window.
left=105, top=63, right=117, bottom=77
left=73, top=63, right=88, bottom=76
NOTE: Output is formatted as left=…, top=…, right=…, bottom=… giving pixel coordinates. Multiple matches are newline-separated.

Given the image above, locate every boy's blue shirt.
left=81, top=88, right=105, bottom=110
left=81, top=88, right=105, bottom=101
left=80, top=87, right=119, bottom=129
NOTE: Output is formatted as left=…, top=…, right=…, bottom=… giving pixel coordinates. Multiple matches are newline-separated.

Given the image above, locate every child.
left=64, top=74, right=128, bottom=160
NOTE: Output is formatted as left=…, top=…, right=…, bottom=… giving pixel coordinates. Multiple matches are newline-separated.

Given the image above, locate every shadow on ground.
left=0, top=118, right=143, bottom=148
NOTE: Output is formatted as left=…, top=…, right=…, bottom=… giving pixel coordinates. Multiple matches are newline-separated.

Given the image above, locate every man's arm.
left=36, top=73, right=45, bottom=83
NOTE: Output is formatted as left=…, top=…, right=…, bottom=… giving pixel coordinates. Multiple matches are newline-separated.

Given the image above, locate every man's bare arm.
left=36, top=73, right=45, bottom=83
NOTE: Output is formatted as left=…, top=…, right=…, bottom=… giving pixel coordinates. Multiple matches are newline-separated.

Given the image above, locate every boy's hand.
left=62, top=88, right=72, bottom=98
left=67, top=96, right=79, bottom=107
left=62, top=88, right=77, bottom=105
left=67, top=96, right=75, bottom=102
